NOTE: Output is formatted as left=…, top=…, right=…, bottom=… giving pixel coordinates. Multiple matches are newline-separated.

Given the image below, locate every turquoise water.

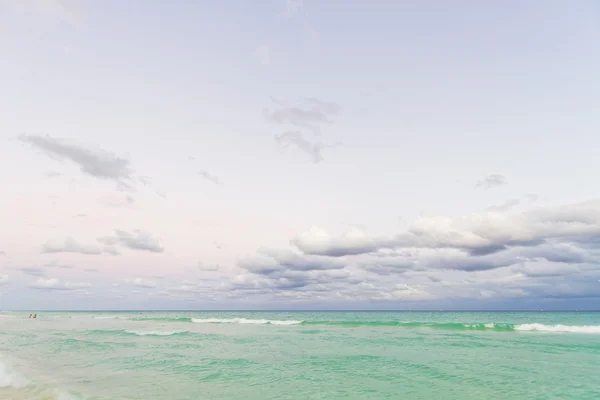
left=1, top=311, right=600, bottom=399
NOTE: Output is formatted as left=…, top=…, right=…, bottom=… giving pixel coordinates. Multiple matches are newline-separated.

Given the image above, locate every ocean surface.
left=1, top=311, right=599, bottom=399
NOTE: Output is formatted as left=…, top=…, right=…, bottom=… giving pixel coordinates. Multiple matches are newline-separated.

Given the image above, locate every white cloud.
left=292, top=226, right=388, bottom=256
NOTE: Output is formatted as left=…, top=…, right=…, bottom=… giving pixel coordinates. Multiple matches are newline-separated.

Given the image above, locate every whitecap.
left=514, top=324, right=600, bottom=333
left=0, top=358, right=27, bottom=388
left=124, top=330, right=187, bottom=336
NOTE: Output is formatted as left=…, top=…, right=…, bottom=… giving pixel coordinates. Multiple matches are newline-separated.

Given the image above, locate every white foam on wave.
left=191, top=318, right=303, bottom=325
left=93, top=316, right=120, bottom=320
left=124, top=330, right=187, bottom=336
left=514, top=324, right=600, bottom=333
left=55, top=390, right=89, bottom=400
left=0, top=358, right=27, bottom=389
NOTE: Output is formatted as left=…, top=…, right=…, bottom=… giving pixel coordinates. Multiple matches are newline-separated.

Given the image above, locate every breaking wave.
left=0, top=356, right=87, bottom=399
left=513, top=324, right=600, bottom=333
left=79, top=316, right=600, bottom=333
left=86, top=329, right=190, bottom=337
left=124, top=330, right=189, bottom=336
left=0, top=358, right=27, bottom=389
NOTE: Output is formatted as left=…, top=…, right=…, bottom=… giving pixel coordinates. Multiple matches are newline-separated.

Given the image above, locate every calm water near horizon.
left=1, top=311, right=600, bottom=399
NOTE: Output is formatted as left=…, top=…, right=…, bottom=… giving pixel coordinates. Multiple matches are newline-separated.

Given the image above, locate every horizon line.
left=4, top=309, right=600, bottom=312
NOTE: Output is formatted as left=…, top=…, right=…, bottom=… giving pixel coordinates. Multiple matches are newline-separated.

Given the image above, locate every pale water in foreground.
left=1, top=311, right=599, bottom=399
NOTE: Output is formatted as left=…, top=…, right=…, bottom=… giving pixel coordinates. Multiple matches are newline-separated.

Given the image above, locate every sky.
left=0, top=0, right=599, bottom=310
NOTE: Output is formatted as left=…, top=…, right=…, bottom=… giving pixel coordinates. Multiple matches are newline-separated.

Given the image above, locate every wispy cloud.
left=264, top=97, right=342, bottom=163
left=275, top=131, right=325, bottom=163
left=19, top=134, right=137, bottom=191
left=475, top=174, right=507, bottom=189
left=29, top=278, right=91, bottom=291
left=198, top=170, right=220, bottom=185
left=97, top=229, right=164, bottom=253
left=125, top=278, right=157, bottom=288
left=264, top=98, right=340, bottom=137
left=42, top=237, right=118, bottom=255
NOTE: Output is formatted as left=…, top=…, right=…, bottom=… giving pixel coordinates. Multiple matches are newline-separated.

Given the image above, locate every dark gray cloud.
left=42, top=237, right=118, bottom=255
left=475, top=174, right=507, bottom=189
left=19, top=134, right=136, bottom=190
left=97, top=229, right=164, bottom=253
left=234, top=249, right=350, bottom=291
left=226, top=198, right=600, bottom=304
left=241, top=249, right=345, bottom=274
left=199, top=170, right=220, bottom=185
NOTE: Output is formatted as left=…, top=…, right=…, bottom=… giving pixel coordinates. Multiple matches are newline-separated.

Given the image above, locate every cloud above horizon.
left=227, top=199, right=600, bottom=305
left=19, top=134, right=137, bottom=191
left=97, top=230, right=164, bottom=253
left=29, top=278, right=91, bottom=291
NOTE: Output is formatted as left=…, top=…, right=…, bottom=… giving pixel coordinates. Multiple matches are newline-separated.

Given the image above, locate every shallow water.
left=1, top=311, right=600, bottom=399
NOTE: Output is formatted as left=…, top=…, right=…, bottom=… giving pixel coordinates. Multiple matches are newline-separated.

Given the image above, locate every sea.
left=0, top=311, right=599, bottom=399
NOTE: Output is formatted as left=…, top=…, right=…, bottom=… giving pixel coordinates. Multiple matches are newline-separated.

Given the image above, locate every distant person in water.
left=33, top=314, right=37, bottom=319
left=28, top=314, right=32, bottom=318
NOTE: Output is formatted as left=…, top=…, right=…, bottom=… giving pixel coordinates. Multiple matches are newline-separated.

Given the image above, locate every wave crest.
left=124, top=330, right=188, bottom=336
left=514, top=324, right=600, bottom=333
left=0, top=359, right=27, bottom=389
